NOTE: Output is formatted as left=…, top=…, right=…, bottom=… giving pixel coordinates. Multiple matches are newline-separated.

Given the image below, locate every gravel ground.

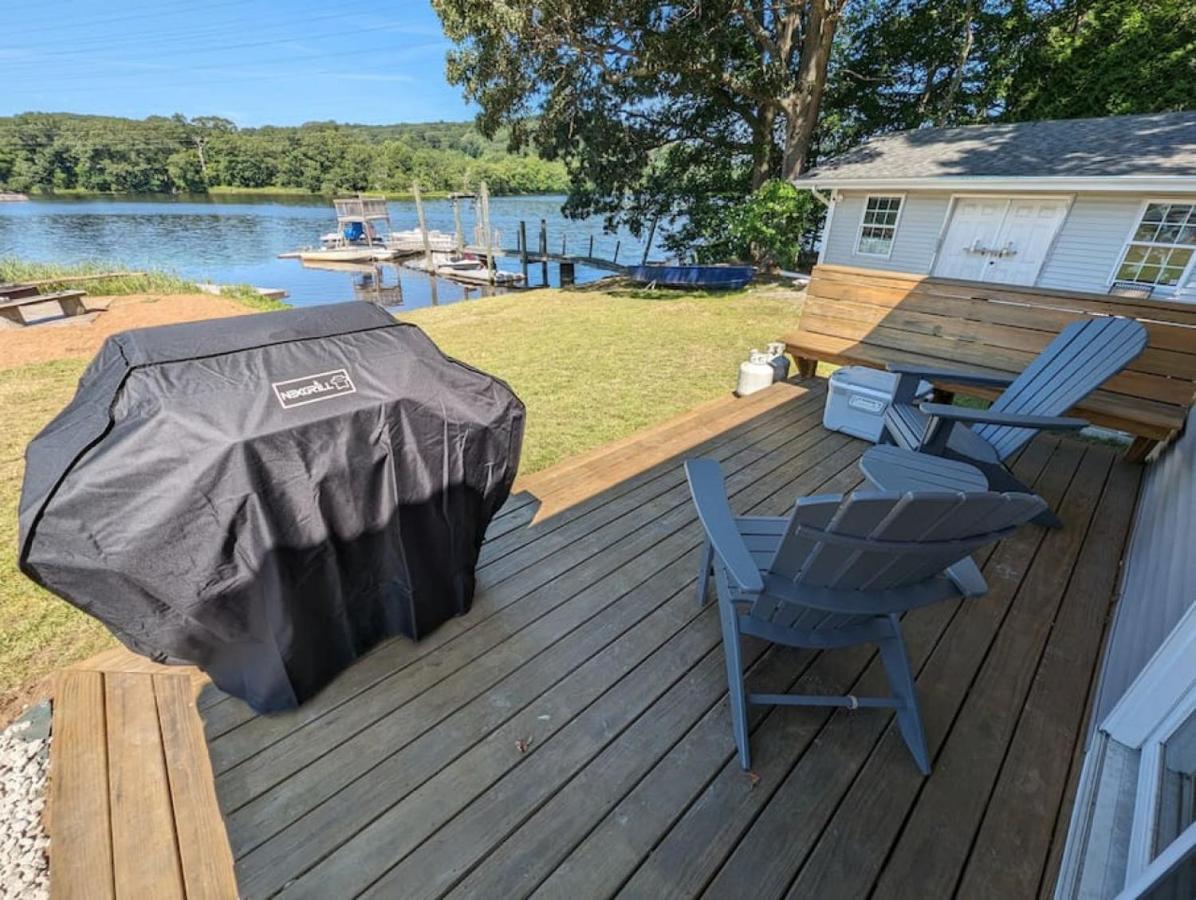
left=0, top=702, right=50, bottom=899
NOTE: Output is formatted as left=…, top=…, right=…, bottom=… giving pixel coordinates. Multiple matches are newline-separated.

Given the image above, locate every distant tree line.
left=0, top=113, right=570, bottom=196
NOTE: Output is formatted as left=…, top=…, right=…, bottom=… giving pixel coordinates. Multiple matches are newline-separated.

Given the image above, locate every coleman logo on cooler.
left=272, top=369, right=357, bottom=409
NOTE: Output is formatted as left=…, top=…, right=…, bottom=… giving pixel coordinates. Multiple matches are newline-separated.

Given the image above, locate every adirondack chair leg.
left=716, top=600, right=752, bottom=771
left=878, top=620, right=931, bottom=776
left=697, top=539, right=714, bottom=606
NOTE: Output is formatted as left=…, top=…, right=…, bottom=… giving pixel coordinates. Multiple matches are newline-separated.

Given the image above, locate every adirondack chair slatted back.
left=765, top=491, right=1043, bottom=600
left=978, top=316, right=1148, bottom=458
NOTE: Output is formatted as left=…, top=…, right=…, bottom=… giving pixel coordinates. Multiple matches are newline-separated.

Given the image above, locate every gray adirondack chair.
left=686, top=458, right=1046, bottom=774
left=881, top=315, right=1147, bottom=527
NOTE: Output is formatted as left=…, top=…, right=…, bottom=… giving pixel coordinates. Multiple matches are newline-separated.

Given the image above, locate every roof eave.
left=789, top=175, right=1196, bottom=193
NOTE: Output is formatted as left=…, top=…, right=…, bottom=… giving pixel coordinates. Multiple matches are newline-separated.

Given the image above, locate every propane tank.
left=765, top=341, right=791, bottom=382
left=736, top=349, right=776, bottom=397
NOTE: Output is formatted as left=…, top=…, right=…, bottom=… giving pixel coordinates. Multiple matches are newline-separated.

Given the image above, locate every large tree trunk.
left=750, top=104, right=776, bottom=189
left=935, top=0, right=975, bottom=126
left=781, top=0, right=840, bottom=178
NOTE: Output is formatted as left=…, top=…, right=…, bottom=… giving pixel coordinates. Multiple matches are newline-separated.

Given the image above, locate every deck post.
left=539, top=218, right=549, bottom=286
left=560, top=261, right=575, bottom=285
left=613, top=240, right=621, bottom=264
left=588, top=235, right=594, bottom=258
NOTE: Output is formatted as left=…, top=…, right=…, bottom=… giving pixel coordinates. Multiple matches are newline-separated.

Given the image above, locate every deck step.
left=49, top=667, right=235, bottom=899
left=513, top=379, right=816, bottom=522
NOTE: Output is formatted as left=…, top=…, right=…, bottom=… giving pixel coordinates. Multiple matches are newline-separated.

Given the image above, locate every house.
left=794, top=111, right=1196, bottom=301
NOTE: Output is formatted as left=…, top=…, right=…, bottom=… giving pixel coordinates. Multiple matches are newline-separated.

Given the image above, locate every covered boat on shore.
left=627, top=264, right=756, bottom=290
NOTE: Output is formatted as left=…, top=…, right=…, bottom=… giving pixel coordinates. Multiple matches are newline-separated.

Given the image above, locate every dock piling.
left=519, top=220, right=529, bottom=283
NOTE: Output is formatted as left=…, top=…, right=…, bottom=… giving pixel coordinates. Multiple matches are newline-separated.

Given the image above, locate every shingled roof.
left=797, top=111, right=1196, bottom=184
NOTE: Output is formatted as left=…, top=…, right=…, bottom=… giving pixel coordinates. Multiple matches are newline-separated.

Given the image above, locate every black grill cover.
left=18, top=303, right=524, bottom=712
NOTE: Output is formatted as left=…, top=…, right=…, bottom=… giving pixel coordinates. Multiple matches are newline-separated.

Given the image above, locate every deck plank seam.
left=818, top=437, right=1083, bottom=898
left=940, top=445, right=1117, bottom=900
left=240, top=555, right=724, bottom=873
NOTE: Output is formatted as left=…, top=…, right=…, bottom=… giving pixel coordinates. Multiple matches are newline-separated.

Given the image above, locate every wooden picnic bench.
left=783, top=264, right=1196, bottom=462
left=0, top=288, right=89, bottom=325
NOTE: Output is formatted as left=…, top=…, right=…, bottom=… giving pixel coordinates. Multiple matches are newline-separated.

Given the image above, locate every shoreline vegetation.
left=0, top=260, right=804, bottom=719
left=22, top=185, right=493, bottom=201
left=0, top=113, right=570, bottom=197
left=0, top=259, right=287, bottom=310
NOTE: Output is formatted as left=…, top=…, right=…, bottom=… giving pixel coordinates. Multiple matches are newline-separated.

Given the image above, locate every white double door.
left=933, top=196, right=1069, bottom=286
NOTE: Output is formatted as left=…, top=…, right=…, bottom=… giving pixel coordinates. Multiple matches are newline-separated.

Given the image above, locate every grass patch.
left=0, top=281, right=803, bottom=711
left=400, top=284, right=803, bottom=474
left=0, top=359, right=115, bottom=713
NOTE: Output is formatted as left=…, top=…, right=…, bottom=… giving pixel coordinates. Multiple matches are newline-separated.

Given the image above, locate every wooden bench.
left=784, top=264, right=1196, bottom=462
left=0, top=289, right=89, bottom=325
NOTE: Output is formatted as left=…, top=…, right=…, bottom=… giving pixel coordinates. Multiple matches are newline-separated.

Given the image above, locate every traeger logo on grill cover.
left=272, top=369, right=357, bottom=409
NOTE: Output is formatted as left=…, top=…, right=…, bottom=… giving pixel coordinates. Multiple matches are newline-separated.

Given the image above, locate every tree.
left=432, top=0, right=850, bottom=241
left=821, top=0, right=1044, bottom=154
left=1004, top=0, right=1196, bottom=120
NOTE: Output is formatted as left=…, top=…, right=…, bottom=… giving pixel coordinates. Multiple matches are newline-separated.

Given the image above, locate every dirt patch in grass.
left=0, top=293, right=252, bottom=368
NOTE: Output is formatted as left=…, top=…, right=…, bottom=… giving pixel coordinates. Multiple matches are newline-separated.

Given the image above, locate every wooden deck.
left=173, top=378, right=1138, bottom=899
left=49, top=661, right=235, bottom=899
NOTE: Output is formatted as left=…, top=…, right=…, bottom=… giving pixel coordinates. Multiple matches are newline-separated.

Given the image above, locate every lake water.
left=0, top=193, right=661, bottom=310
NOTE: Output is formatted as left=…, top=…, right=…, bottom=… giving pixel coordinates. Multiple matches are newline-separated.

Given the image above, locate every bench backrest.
left=789, top=264, right=1196, bottom=442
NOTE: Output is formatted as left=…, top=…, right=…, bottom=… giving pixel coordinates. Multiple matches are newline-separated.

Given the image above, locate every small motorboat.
left=627, top=265, right=756, bottom=290
left=404, top=251, right=525, bottom=286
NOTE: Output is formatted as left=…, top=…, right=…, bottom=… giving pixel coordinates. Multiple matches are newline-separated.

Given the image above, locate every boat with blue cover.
left=627, top=264, right=756, bottom=290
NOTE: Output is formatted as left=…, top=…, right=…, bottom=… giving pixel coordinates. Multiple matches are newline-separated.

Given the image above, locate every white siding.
left=822, top=191, right=951, bottom=274
left=1092, top=406, right=1196, bottom=725
left=819, top=189, right=1196, bottom=298
left=1037, top=194, right=1146, bottom=293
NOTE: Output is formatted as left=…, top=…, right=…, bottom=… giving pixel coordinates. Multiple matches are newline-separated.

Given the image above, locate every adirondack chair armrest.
left=886, top=363, right=1017, bottom=388
left=918, top=403, right=1089, bottom=431
left=683, top=459, right=764, bottom=594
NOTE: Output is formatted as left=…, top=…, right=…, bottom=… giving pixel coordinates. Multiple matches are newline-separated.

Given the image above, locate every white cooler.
left=822, top=366, right=932, bottom=442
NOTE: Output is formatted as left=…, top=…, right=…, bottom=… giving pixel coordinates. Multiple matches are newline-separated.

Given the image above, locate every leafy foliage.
left=1005, top=0, right=1196, bottom=119
left=0, top=113, right=569, bottom=196
left=685, top=180, right=819, bottom=271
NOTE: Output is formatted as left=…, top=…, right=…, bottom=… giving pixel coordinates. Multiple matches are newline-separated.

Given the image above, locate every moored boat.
left=627, top=264, right=756, bottom=290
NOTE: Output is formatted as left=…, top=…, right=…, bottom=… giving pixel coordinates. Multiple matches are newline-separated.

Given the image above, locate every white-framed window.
left=855, top=195, right=904, bottom=257
left=1112, top=202, right=1196, bottom=290
left=1090, top=604, right=1196, bottom=899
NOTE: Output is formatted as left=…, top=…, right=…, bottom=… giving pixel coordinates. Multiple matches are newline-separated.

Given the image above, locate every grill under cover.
left=18, top=303, right=525, bottom=712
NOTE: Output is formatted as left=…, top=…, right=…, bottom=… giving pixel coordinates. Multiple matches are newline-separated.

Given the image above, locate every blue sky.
left=0, top=0, right=474, bottom=126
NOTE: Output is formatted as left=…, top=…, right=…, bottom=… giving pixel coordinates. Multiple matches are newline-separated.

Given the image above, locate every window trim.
left=1099, top=602, right=1196, bottom=894
left=1107, top=198, right=1196, bottom=295
left=853, top=193, right=905, bottom=259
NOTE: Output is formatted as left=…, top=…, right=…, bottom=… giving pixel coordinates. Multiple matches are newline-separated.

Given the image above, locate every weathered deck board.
left=174, top=381, right=1142, bottom=899
left=49, top=664, right=234, bottom=899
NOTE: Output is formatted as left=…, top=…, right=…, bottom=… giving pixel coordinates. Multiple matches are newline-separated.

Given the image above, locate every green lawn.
left=0, top=282, right=803, bottom=715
